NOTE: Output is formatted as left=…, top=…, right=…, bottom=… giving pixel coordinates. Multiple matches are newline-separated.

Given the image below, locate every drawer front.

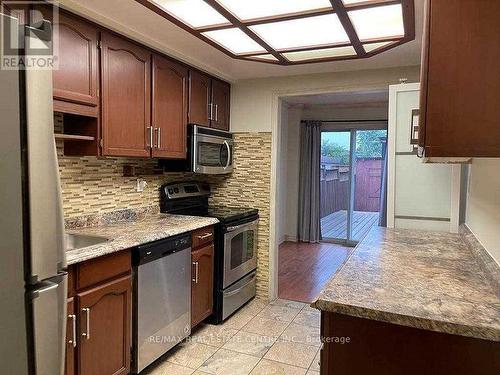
left=76, top=250, right=131, bottom=290
left=192, top=226, right=214, bottom=249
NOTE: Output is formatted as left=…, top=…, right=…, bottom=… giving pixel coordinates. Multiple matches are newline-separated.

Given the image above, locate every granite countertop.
left=313, top=227, right=500, bottom=341
left=65, top=213, right=218, bottom=265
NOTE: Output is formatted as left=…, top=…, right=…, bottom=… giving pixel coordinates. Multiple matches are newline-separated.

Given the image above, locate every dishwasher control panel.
left=133, top=233, right=192, bottom=265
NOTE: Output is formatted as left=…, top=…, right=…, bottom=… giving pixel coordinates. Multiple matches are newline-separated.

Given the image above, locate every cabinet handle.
left=197, top=233, right=212, bottom=240
left=192, top=261, right=199, bottom=284
left=214, top=104, right=218, bottom=122
left=81, top=307, right=91, bottom=340
left=147, top=126, right=153, bottom=149
left=208, top=103, right=213, bottom=121
left=157, top=127, right=161, bottom=149
left=68, top=314, right=77, bottom=348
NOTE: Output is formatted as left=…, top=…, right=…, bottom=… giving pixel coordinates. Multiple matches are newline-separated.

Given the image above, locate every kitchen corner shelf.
left=54, top=133, right=95, bottom=141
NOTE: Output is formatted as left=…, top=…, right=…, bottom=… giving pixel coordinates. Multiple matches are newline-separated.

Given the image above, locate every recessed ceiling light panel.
left=202, top=28, right=267, bottom=55
left=249, top=14, right=349, bottom=50
left=284, top=46, right=356, bottom=62
left=217, top=0, right=332, bottom=21
left=348, top=4, right=405, bottom=41
left=138, top=0, right=415, bottom=65
left=151, top=0, right=229, bottom=28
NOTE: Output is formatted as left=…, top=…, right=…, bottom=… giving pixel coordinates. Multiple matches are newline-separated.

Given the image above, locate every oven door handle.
left=224, top=273, right=256, bottom=297
left=226, top=219, right=259, bottom=233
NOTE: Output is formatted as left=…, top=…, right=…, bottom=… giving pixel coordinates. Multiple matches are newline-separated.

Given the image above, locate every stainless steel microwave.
left=191, top=125, right=234, bottom=174
left=159, top=125, right=234, bottom=175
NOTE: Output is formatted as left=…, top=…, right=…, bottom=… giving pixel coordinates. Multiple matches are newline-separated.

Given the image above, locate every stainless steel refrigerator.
left=0, top=14, right=66, bottom=375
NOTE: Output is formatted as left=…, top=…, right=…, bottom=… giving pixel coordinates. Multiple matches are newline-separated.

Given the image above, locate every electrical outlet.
left=135, top=179, right=147, bottom=192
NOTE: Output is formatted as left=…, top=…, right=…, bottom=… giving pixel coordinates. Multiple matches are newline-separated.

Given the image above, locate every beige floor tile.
left=309, top=350, right=321, bottom=372
left=279, top=323, right=321, bottom=347
left=292, top=309, right=320, bottom=328
left=166, top=341, right=218, bottom=369
left=240, top=298, right=269, bottom=316
left=222, top=331, right=276, bottom=357
left=306, top=371, right=320, bottom=375
left=263, top=341, right=317, bottom=369
left=250, top=359, right=307, bottom=375
left=257, top=305, right=301, bottom=322
left=143, top=361, right=195, bottom=375
left=192, top=324, right=239, bottom=348
left=241, top=316, right=289, bottom=337
left=198, top=349, right=260, bottom=375
left=222, top=311, right=255, bottom=330
left=270, top=299, right=306, bottom=310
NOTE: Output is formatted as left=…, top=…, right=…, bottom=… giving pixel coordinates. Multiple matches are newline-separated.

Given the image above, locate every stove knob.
left=168, top=188, right=174, bottom=195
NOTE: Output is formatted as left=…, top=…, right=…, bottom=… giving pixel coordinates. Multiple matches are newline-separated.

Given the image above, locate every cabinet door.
left=53, top=13, right=98, bottom=107
left=101, top=33, right=151, bottom=157
left=419, top=0, right=500, bottom=157
left=191, top=244, right=214, bottom=328
left=65, top=297, right=76, bottom=375
left=211, top=80, right=230, bottom=131
left=188, top=70, right=211, bottom=127
left=77, top=275, right=131, bottom=375
left=152, top=55, right=188, bottom=159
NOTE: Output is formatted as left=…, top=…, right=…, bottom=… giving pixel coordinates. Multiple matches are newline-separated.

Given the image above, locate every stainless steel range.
left=160, top=182, right=258, bottom=323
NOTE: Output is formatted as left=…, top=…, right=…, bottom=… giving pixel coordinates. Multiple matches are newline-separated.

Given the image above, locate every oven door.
left=223, top=219, right=258, bottom=288
left=193, top=134, right=233, bottom=175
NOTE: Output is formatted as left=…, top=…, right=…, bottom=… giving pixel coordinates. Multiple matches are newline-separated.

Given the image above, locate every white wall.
left=301, top=104, right=388, bottom=122
left=230, top=66, right=420, bottom=132
left=466, top=159, right=500, bottom=265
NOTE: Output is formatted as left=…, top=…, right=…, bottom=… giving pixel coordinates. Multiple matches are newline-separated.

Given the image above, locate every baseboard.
left=284, top=235, right=298, bottom=243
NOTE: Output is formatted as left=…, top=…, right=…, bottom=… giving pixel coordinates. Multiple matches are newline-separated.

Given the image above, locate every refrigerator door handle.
left=29, top=273, right=67, bottom=375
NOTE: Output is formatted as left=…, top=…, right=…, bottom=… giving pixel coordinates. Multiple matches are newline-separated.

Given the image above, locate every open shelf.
left=54, top=133, right=95, bottom=141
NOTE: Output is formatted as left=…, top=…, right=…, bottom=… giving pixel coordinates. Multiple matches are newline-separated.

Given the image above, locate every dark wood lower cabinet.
left=191, top=244, right=214, bottom=328
left=65, top=297, right=76, bottom=375
left=321, top=312, right=500, bottom=375
left=77, top=275, right=131, bottom=375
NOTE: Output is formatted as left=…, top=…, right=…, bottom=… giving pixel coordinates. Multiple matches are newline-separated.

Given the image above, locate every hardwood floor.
left=278, top=241, right=351, bottom=304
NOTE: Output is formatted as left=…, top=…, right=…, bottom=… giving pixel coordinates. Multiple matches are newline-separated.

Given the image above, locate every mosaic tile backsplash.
left=56, top=114, right=272, bottom=298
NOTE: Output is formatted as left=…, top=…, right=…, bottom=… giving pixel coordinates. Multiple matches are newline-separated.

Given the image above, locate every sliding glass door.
left=320, top=128, right=387, bottom=244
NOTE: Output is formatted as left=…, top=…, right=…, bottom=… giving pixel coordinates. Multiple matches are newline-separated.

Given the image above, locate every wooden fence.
left=320, top=158, right=383, bottom=218
left=320, top=179, right=349, bottom=218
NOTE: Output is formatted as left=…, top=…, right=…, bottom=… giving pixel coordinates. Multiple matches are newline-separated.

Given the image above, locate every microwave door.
left=25, top=23, right=67, bottom=284
left=193, top=134, right=234, bottom=174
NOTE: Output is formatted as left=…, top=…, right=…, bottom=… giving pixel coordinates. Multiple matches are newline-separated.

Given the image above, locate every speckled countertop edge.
left=312, top=227, right=500, bottom=342
left=65, top=213, right=219, bottom=265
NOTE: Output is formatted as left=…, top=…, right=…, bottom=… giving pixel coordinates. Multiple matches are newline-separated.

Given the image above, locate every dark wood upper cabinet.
left=53, top=13, right=99, bottom=109
left=77, top=275, right=131, bottom=375
left=152, top=55, right=188, bottom=159
left=419, top=0, right=500, bottom=158
left=188, top=71, right=230, bottom=131
left=188, top=70, right=212, bottom=128
left=211, top=80, right=230, bottom=131
left=191, top=244, right=214, bottom=328
left=100, top=32, right=151, bottom=157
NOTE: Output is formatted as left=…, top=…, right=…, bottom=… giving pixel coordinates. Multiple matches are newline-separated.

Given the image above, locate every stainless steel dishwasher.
left=132, top=233, right=191, bottom=374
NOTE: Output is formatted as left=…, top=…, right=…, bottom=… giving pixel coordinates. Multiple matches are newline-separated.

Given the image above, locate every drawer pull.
left=197, top=233, right=212, bottom=240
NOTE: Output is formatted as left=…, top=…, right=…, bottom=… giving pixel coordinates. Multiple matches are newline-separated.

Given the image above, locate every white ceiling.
left=284, top=89, right=389, bottom=107
left=60, top=0, right=424, bottom=82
